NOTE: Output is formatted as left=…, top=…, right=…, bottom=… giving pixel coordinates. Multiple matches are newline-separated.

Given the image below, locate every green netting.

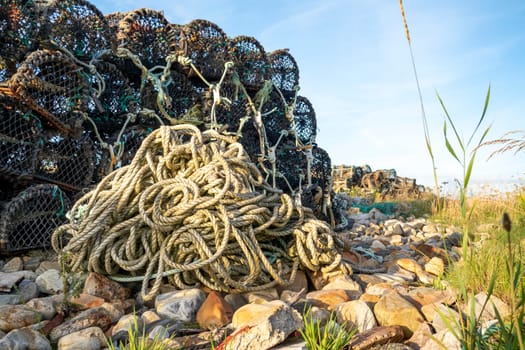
left=352, top=202, right=397, bottom=215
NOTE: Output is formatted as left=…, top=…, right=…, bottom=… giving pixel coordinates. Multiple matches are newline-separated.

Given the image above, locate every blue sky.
left=91, top=0, right=525, bottom=188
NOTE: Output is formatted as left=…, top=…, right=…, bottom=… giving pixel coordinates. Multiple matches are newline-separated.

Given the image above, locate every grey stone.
left=25, top=295, right=62, bottom=320
left=2, top=257, right=24, bottom=273
left=111, top=313, right=142, bottom=335
left=467, top=292, right=511, bottom=324
left=335, top=300, right=377, bottom=332
left=57, top=326, right=107, bottom=350
left=421, top=328, right=461, bottom=350
left=49, top=306, right=117, bottom=342
left=35, top=261, right=61, bottom=275
left=155, top=288, right=206, bottom=323
left=83, top=272, right=130, bottom=302
left=35, top=269, right=64, bottom=295
left=0, top=327, right=52, bottom=350
left=0, top=305, right=42, bottom=332
left=230, top=300, right=303, bottom=350
left=23, top=257, right=42, bottom=271
left=431, top=304, right=461, bottom=333
left=0, top=294, right=21, bottom=305
left=0, top=271, right=37, bottom=292
left=18, top=280, right=40, bottom=303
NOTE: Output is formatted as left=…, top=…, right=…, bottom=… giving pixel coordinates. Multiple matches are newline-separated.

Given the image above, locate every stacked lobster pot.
left=0, top=0, right=346, bottom=253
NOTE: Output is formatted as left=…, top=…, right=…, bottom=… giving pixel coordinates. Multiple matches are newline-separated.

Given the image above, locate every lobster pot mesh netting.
left=0, top=96, right=42, bottom=179
left=0, top=184, right=71, bottom=252
left=293, top=96, right=317, bottom=146
left=268, top=49, right=299, bottom=103
left=182, top=19, right=230, bottom=81
left=35, top=131, right=95, bottom=191
left=42, top=0, right=110, bottom=60
left=229, top=36, right=270, bottom=92
left=116, top=9, right=172, bottom=68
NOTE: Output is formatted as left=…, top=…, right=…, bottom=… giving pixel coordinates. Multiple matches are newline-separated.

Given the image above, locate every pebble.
left=0, top=209, right=513, bottom=350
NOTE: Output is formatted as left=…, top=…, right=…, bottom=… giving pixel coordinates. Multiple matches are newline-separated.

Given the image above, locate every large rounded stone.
left=374, top=290, right=424, bottom=337
left=155, top=289, right=206, bottom=322
left=0, top=305, right=42, bottom=332
left=0, top=327, right=51, bottom=350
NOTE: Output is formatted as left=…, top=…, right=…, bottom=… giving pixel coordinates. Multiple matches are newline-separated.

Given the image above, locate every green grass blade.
left=464, top=154, right=476, bottom=189
left=468, top=84, right=491, bottom=146
left=444, top=121, right=461, bottom=163
left=438, top=91, right=464, bottom=152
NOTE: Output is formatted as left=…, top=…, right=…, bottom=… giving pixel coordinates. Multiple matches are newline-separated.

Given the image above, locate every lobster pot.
left=261, top=88, right=291, bottom=146
left=182, top=19, right=231, bottom=81
left=0, top=184, right=71, bottom=252
left=229, top=36, right=270, bottom=91
left=117, top=9, right=172, bottom=68
left=9, top=50, right=88, bottom=134
left=35, top=131, right=95, bottom=192
left=0, top=96, right=43, bottom=179
left=293, top=96, right=317, bottom=147
left=268, top=49, right=300, bottom=103
left=0, top=0, right=40, bottom=79
left=42, top=0, right=111, bottom=60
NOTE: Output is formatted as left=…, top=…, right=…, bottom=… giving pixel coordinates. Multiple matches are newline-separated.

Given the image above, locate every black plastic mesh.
left=34, top=131, right=95, bottom=191
left=0, top=0, right=40, bottom=74
left=9, top=50, right=88, bottom=134
left=229, top=36, right=270, bottom=91
left=268, top=49, right=299, bottom=102
left=293, top=96, right=317, bottom=146
left=117, top=8, right=172, bottom=68
left=0, top=184, right=70, bottom=252
left=0, top=96, right=43, bottom=179
left=182, top=19, right=230, bottom=81
left=43, top=0, right=110, bottom=60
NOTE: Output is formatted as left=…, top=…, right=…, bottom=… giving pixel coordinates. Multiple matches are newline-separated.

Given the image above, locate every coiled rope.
left=52, top=125, right=344, bottom=301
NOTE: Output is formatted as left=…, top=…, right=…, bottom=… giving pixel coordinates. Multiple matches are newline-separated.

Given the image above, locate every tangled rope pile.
left=52, top=125, right=343, bottom=301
